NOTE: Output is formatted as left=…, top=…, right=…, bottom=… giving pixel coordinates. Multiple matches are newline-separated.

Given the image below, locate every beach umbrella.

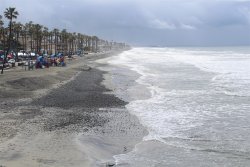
left=7, top=54, right=13, bottom=59
left=37, top=55, right=43, bottom=62
left=57, top=53, right=63, bottom=57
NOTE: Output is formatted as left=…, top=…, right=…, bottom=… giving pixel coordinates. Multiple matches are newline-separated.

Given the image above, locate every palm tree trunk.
left=7, top=19, right=12, bottom=54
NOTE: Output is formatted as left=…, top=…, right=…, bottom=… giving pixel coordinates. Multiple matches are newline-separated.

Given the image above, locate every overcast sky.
left=1, top=0, right=250, bottom=46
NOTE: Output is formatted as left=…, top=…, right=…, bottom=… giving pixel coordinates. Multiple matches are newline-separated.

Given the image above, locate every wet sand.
left=0, top=51, right=147, bottom=167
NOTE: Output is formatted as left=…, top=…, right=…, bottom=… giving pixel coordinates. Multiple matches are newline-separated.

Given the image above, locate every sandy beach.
left=0, top=51, right=147, bottom=167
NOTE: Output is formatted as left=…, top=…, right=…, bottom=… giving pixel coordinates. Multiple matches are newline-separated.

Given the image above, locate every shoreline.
left=0, top=50, right=147, bottom=167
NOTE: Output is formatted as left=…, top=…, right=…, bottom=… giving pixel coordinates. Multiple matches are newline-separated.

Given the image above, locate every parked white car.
left=18, top=52, right=28, bottom=57
left=8, top=59, right=15, bottom=64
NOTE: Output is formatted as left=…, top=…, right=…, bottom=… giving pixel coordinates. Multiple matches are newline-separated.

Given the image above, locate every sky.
left=1, top=0, right=250, bottom=46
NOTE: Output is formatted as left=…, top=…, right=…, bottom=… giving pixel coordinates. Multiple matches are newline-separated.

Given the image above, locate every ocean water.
left=105, top=47, right=250, bottom=166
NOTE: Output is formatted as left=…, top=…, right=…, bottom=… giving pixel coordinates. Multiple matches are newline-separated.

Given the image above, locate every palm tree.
left=22, top=23, right=29, bottom=51
left=48, top=31, right=53, bottom=54
left=72, top=32, right=77, bottom=53
left=61, top=29, right=68, bottom=54
left=67, top=33, right=73, bottom=54
left=4, top=7, right=19, bottom=54
left=0, top=15, right=3, bottom=27
left=0, top=15, right=4, bottom=74
left=0, top=15, right=4, bottom=36
left=53, top=28, right=59, bottom=54
left=2, top=7, right=18, bottom=74
left=92, top=36, right=99, bottom=52
left=87, top=36, right=91, bottom=51
left=33, top=24, right=43, bottom=53
left=0, top=15, right=4, bottom=50
left=12, top=22, right=22, bottom=61
left=42, top=27, right=49, bottom=52
left=77, top=33, right=84, bottom=53
left=27, top=21, right=35, bottom=52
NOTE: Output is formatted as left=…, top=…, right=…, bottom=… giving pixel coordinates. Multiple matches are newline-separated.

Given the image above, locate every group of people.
left=1, top=51, right=69, bottom=72
left=35, top=54, right=66, bottom=69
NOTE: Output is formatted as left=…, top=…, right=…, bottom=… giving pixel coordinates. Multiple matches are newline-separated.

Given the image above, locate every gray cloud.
left=1, top=0, right=250, bottom=46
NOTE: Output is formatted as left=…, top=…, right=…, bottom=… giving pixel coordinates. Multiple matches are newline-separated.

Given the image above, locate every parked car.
left=8, top=59, right=15, bottom=64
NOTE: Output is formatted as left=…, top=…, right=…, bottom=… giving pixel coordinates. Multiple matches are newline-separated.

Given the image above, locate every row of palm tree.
left=0, top=7, right=19, bottom=74
left=0, top=7, right=126, bottom=58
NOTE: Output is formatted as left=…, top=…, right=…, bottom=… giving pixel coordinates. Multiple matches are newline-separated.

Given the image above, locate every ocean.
left=102, top=47, right=250, bottom=166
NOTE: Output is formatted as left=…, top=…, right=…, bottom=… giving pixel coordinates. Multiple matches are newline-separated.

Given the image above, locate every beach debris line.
left=105, top=161, right=115, bottom=167
left=80, top=65, right=92, bottom=71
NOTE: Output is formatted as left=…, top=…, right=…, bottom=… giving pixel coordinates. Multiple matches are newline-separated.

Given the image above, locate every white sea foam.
left=107, top=47, right=250, bottom=166
left=109, top=48, right=250, bottom=139
left=108, top=48, right=209, bottom=140
left=165, top=48, right=250, bottom=97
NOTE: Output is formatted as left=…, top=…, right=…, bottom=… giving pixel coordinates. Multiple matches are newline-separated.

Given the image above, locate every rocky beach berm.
left=0, top=51, right=147, bottom=167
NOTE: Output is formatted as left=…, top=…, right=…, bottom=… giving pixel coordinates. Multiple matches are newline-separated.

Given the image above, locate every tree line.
left=0, top=7, right=126, bottom=56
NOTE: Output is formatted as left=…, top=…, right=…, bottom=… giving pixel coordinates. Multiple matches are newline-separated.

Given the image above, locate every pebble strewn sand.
left=0, top=51, right=147, bottom=167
